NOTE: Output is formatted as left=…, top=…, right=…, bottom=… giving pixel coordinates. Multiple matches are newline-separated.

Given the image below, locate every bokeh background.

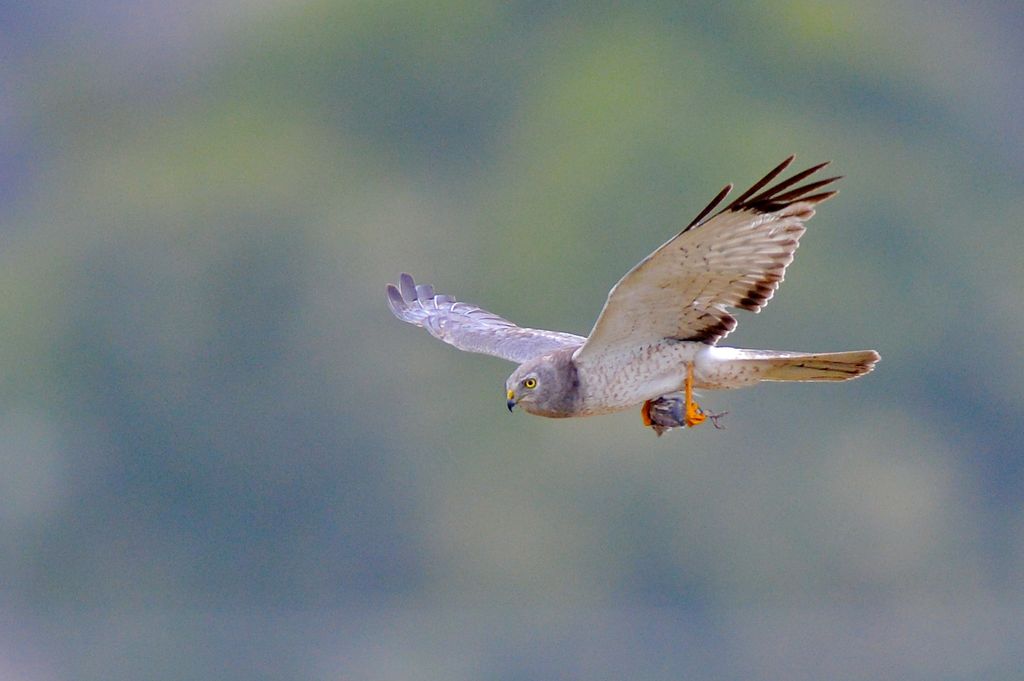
left=4, top=1, right=1024, bottom=679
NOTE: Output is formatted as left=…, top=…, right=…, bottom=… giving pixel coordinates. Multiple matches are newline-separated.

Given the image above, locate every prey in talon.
left=387, top=157, right=879, bottom=435
left=642, top=368, right=729, bottom=437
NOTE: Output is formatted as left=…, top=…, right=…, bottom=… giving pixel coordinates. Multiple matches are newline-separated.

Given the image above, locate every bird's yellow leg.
left=684, top=362, right=707, bottom=428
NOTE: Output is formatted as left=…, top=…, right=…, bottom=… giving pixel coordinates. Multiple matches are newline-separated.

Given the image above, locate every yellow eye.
left=523, top=377, right=537, bottom=389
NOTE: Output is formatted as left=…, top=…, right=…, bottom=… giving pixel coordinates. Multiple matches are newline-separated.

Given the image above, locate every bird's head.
left=505, top=351, right=579, bottom=417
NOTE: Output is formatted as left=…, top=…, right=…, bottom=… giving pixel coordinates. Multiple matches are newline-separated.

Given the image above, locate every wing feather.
left=575, top=158, right=839, bottom=362
left=386, top=273, right=585, bottom=364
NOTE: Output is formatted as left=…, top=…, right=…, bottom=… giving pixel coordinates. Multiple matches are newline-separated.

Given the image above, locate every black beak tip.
left=507, top=399, right=516, bottom=413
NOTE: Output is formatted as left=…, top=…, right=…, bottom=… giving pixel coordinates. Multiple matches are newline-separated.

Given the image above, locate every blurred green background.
left=3, top=1, right=1023, bottom=679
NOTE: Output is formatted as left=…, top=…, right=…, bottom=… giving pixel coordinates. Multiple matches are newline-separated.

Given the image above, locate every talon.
left=684, top=362, right=706, bottom=428
left=707, top=411, right=729, bottom=430
left=684, top=404, right=706, bottom=428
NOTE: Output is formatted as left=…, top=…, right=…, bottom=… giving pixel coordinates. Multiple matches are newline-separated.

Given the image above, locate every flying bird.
left=386, top=157, right=879, bottom=435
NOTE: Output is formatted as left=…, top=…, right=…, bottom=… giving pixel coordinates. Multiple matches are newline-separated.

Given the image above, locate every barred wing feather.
left=575, top=157, right=839, bottom=362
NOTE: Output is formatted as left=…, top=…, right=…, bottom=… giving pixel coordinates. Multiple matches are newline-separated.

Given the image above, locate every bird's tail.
left=734, top=349, right=880, bottom=382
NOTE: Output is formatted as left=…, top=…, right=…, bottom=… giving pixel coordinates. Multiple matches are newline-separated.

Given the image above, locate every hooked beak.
left=506, top=389, right=517, bottom=412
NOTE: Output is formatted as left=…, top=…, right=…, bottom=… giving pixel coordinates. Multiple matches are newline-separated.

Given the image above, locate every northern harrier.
left=386, top=157, right=879, bottom=435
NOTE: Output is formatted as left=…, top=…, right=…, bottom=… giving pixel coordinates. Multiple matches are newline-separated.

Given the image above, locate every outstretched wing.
left=386, top=273, right=585, bottom=364
left=575, top=157, right=839, bottom=362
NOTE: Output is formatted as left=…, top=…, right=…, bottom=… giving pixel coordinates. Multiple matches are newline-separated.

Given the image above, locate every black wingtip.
left=770, top=176, right=841, bottom=203
left=683, top=156, right=841, bottom=231
left=725, top=155, right=797, bottom=212
left=726, top=158, right=840, bottom=214
left=799, top=190, right=839, bottom=205
left=686, top=183, right=733, bottom=230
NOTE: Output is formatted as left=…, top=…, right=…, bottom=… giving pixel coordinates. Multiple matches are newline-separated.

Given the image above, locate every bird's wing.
left=574, top=157, right=839, bottom=363
left=386, top=273, right=585, bottom=364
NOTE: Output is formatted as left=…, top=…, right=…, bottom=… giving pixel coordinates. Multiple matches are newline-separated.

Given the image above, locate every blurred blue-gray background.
left=3, top=2, right=1023, bottom=679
